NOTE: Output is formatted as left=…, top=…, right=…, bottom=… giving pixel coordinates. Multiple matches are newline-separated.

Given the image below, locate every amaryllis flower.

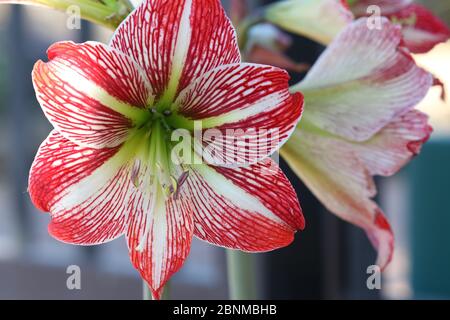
left=281, top=18, right=433, bottom=269
left=29, top=0, right=304, bottom=299
left=265, top=0, right=354, bottom=45
left=350, top=0, right=450, bottom=53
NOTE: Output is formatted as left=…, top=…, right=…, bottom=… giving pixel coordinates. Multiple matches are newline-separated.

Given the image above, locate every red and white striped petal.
left=185, top=158, right=304, bottom=252
left=32, top=41, right=151, bottom=149
left=282, top=129, right=393, bottom=269
left=111, top=0, right=240, bottom=101
left=295, top=18, right=432, bottom=142
left=29, top=130, right=133, bottom=244
left=170, top=63, right=303, bottom=166
left=351, top=0, right=412, bottom=16
left=127, top=186, right=193, bottom=300
left=355, top=110, right=432, bottom=177
left=387, top=4, right=450, bottom=54
left=265, top=0, right=354, bottom=45
left=30, top=131, right=194, bottom=297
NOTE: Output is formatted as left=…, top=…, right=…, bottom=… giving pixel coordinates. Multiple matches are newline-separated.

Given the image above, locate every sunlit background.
left=0, top=0, right=449, bottom=299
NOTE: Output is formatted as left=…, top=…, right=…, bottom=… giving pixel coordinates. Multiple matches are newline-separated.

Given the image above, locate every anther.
left=173, top=170, right=189, bottom=200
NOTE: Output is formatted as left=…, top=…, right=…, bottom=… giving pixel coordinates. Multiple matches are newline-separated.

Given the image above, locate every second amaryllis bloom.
left=283, top=18, right=433, bottom=269
left=266, top=0, right=450, bottom=55
left=28, top=0, right=304, bottom=299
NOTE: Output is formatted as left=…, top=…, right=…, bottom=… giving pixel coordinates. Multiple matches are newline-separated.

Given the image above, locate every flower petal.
left=282, top=129, right=393, bottom=269
left=32, top=41, right=151, bottom=149
left=265, top=0, right=354, bottom=45
left=186, top=158, right=304, bottom=252
left=388, top=4, right=450, bottom=54
left=29, top=130, right=131, bottom=244
left=354, top=110, right=432, bottom=176
left=127, top=187, right=193, bottom=300
left=295, top=18, right=432, bottom=142
left=169, top=63, right=303, bottom=166
left=110, top=0, right=240, bottom=100
left=30, top=131, right=194, bottom=297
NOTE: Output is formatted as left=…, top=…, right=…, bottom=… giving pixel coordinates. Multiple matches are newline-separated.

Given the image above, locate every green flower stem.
left=161, top=281, right=171, bottom=300
left=0, top=0, right=133, bottom=29
left=143, top=281, right=170, bottom=300
left=226, top=250, right=258, bottom=300
left=143, top=281, right=152, bottom=300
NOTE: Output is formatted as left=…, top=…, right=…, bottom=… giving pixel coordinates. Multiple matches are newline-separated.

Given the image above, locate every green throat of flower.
left=127, top=103, right=189, bottom=203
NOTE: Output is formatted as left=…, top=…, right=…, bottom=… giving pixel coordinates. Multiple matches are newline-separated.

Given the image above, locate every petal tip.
left=368, top=210, right=394, bottom=271
left=406, top=124, right=433, bottom=156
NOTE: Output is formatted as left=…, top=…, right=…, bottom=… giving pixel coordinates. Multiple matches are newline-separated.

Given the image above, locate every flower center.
left=131, top=102, right=192, bottom=195
left=131, top=115, right=189, bottom=251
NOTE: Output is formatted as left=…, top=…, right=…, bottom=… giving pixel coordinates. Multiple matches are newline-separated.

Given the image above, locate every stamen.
left=169, top=176, right=178, bottom=195
left=161, top=121, right=172, bottom=132
left=131, top=159, right=142, bottom=188
left=173, top=170, right=190, bottom=200
left=178, top=170, right=190, bottom=188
